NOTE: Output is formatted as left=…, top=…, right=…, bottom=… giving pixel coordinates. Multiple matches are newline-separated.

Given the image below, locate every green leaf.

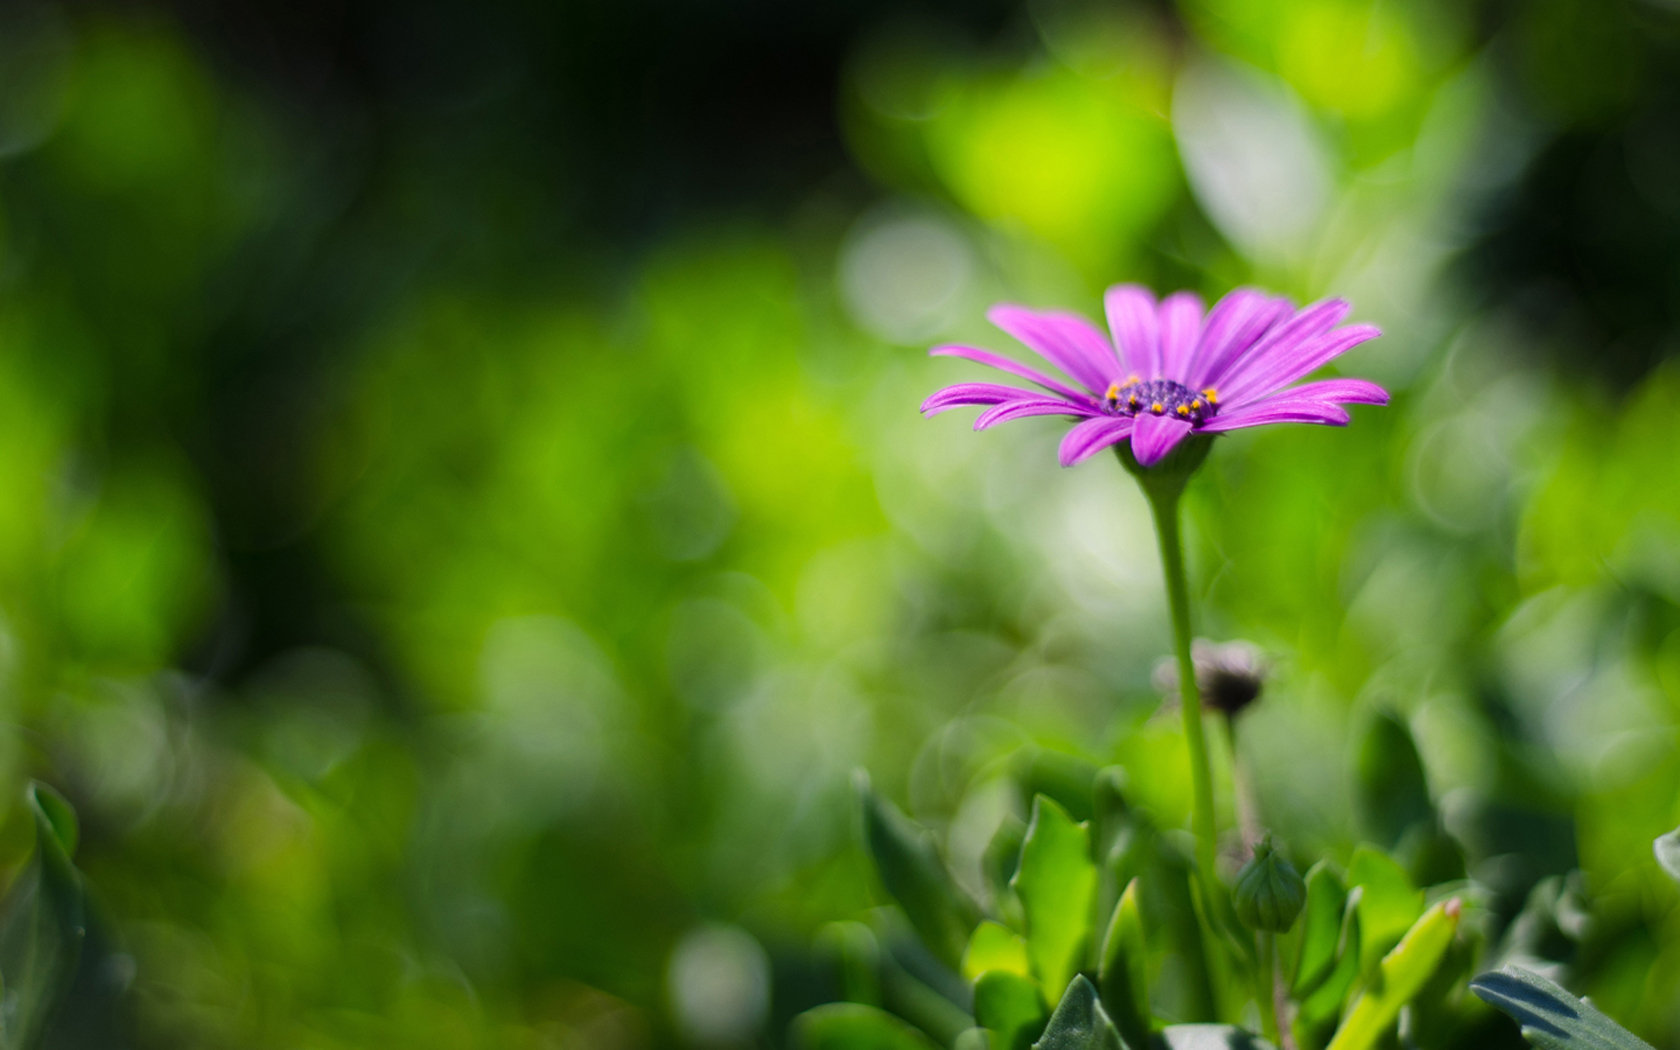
left=1096, top=821, right=1140, bottom=938
left=816, top=921, right=882, bottom=1006
left=1092, top=767, right=1130, bottom=858
left=1293, top=893, right=1362, bottom=1050
left=1291, top=861, right=1348, bottom=998
left=1126, top=825, right=1216, bottom=1023
left=1012, top=796, right=1097, bottom=1006
left=1325, top=899, right=1463, bottom=1050
left=1402, top=933, right=1480, bottom=1050
left=965, top=921, right=1031, bottom=981
left=793, top=1003, right=944, bottom=1050
left=1353, top=712, right=1433, bottom=851
left=857, top=772, right=982, bottom=967
left=1091, top=769, right=1132, bottom=925
left=1654, top=826, right=1680, bottom=886
left=1346, top=846, right=1422, bottom=973
left=1185, top=856, right=1257, bottom=1002
left=0, top=782, right=88, bottom=1050
left=1033, top=975, right=1124, bottom=1050
left=1470, top=966, right=1655, bottom=1050
left=985, top=816, right=1028, bottom=925
left=976, top=971, right=1049, bottom=1050
left=1156, top=1025, right=1279, bottom=1050
left=1393, top=821, right=1465, bottom=887
left=880, top=947, right=975, bottom=1047
left=27, top=785, right=77, bottom=860
left=956, top=1028, right=995, bottom=1050
left=1016, top=751, right=1100, bottom=824
left=1096, top=879, right=1150, bottom=1050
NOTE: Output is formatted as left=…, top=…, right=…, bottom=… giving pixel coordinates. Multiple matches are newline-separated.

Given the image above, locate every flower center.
left=1103, top=377, right=1219, bottom=422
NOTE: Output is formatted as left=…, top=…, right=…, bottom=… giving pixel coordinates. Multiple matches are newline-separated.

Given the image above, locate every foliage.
left=808, top=764, right=1469, bottom=1050
left=1467, top=824, right=1680, bottom=1050
left=1471, top=968, right=1654, bottom=1050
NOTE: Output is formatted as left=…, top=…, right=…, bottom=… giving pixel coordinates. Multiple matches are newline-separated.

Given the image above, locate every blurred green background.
left=1, top=0, right=1680, bottom=1045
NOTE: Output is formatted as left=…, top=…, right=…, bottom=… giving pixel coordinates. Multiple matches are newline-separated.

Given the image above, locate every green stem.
left=1223, top=714, right=1261, bottom=849
left=1146, top=486, right=1219, bottom=881
left=1258, top=931, right=1280, bottom=1045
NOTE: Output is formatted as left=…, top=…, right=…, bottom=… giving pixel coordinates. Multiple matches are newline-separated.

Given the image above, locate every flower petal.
left=1218, top=324, right=1383, bottom=405
left=931, top=345, right=1093, bottom=403
left=974, top=397, right=1097, bottom=430
left=1196, top=400, right=1351, bottom=432
left=1130, top=412, right=1194, bottom=466
left=1187, top=290, right=1292, bottom=388
left=987, top=305, right=1121, bottom=394
left=1157, top=291, right=1205, bottom=380
left=920, top=382, right=1042, bottom=415
left=1204, top=298, right=1350, bottom=399
left=1058, top=416, right=1135, bottom=467
left=1273, top=377, right=1389, bottom=405
left=1104, top=284, right=1159, bottom=377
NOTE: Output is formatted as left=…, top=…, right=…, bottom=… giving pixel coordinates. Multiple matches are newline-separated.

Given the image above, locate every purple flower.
left=921, top=286, right=1387, bottom=467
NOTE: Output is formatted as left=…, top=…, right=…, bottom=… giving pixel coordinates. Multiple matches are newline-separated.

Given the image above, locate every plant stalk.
left=1258, top=931, right=1280, bottom=1045
left=1146, top=485, right=1219, bottom=882
left=1223, top=714, right=1262, bottom=850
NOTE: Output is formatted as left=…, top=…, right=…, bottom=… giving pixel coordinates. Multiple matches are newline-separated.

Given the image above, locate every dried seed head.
left=1153, top=639, right=1268, bottom=717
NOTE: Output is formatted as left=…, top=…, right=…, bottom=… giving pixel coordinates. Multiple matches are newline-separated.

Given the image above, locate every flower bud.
left=1233, top=836, right=1306, bottom=933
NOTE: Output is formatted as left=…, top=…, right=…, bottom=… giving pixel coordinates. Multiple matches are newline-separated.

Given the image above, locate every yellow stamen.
left=1150, top=402, right=1164, bottom=415
left=1104, top=382, right=1121, bottom=402
left=1190, top=399, right=1203, bottom=410
left=1120, top=374, right=1141, bottom=388
left=1175, top=405, right=1190, bottom=417
left=1202, top=387, right=1219, bottom=405
left=1127, top=395, right=1139, bottom=410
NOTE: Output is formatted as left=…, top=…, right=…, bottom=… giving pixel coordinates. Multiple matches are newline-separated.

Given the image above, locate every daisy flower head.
left=920, top=285, right=1387, bottom=469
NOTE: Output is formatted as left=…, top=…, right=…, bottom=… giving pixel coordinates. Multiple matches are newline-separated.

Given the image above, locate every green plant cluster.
left=796, top=714, right=1680, bottom=1050
left=1462, top=831, right=1680, bottom=1050
left=799, top=762, right=1451, bottom=1050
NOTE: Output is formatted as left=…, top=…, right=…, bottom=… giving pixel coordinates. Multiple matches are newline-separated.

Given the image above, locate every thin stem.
left=1146, top=487, right=1218, bottom=881
left=1257, top=931, right=1280, bottom=1045
left=1223, top=714, right=1262, bottom=850
left=1276, top=945, right=1299, bottom=1050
